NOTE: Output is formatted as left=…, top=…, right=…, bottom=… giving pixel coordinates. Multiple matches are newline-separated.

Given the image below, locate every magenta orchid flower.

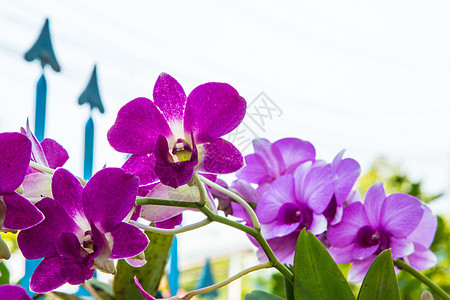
left=237, top=138, right=315, bottom=193
left=17, top=167, right=149, bottom=292
left=326, top=182, right=437, bottom=282
left=255, top=162, right=336, bottom=264
left=0, top=285, right=32, bottom=300
left=108, top=73, right=246, bottom=188
left=0, top=132, right=44, bottom=236
left=20, top=122, right=69, bottom=201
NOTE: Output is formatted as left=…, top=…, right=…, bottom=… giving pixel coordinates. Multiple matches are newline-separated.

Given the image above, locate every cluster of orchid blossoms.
left=0, top=73, right=440, bottom=299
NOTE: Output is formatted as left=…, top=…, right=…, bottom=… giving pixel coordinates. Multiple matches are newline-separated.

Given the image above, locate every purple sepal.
left=123, top=154, right=158, bottom=185
left=17, top=197, right=80, bottom=259
left=107, top=97, right=173, bottom=155
left=135, top=276, right=156, bottom=300
left=153, top=73, right=187, bottom=123
left=0, top=132, right=31, bottom=194
left=30, top=256, right=67, bottom=293
left=40, top=138, right=69, bottom=169
left=155, top=214, right=183, bottom=229
left=109, top=222, right=149, bottom=259
left=2, top=192, right=44, bottom=230
left=0, top=285, right=32, bottom=300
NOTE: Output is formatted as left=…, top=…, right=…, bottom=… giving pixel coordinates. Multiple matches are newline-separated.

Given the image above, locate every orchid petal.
left=408, top=205, right=437, bottom=248
left=295, top=165, right=335, bottom=213
left=363, top=182, right=385, bottom=227
left=236, top=154, right=269, bottom=184
left=256, top=175, right=296, bottom=224
left=122, top=154, right=158, bottom=185
left=380, top=193, right=423, bottom=238
left=199, top=138, right=243, bottom=174
left=254, top=138, right=283, bottom=178
left=328, top=244, right=354, bottom=264
left=352, top=243, right=379, bottom=260
left=309, top=213, right=327, bottom=235
left=135, top=276, right=156, bottom=300
left=333, top=157, right=360, bottom=205
left=153, top=135, right=197, bottom=188
left=41, top=138, right=69, bottom=168
left=0, top=285, right=32, bottom=300
left=140, top=184, right=199, bottom=222
left=0, top=132, right=31, bottom=194
left=56, top=232, right=95, bottom=285
left=273, top=138, right=315, bottom=172
left=109, top=222, right=149, bottom=259
left=17, top=198, right=80, bottom=259
left=21, top=171, right=53, bottom=199
left=107, top=97, right=172, bottom=155
left=83, top=168, right=139, bottom=233
left=407, top=243, right=437, bottom=270
left=2, top=192, right=44, bottom=230
left=184, top=82, right=246, bottom=144
left=326, top=202, right=370, bottom=247
left=30, top=256, right=66, bottom=293
left=153, top=73, right=187, bottom=123
left=52, top=168, right=86, bottom=225
left=348, top=257, right=375, bottom=283
left=390, top=237, right=414, bottom=258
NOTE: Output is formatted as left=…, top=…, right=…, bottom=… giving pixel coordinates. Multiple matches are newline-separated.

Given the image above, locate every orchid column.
left=24, top=18, right=61, bottom=141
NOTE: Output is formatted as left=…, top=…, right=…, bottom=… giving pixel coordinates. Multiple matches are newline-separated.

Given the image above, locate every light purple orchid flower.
left=326, top=182, right=437, bottom=282
left=255, top=162, right=336, bottom=265
left=322, top=150, right=360, bottom=225
left=0, top=284, right=32, bottom=300
left=237, top=138, right=315, bottom=193
left=0, top=132, right=44, bottom=259
left=108, top=73, right=246, bottom=188
left=17, top=167, right=149, bottom=292
left=20, top=122, right=69, bottom=201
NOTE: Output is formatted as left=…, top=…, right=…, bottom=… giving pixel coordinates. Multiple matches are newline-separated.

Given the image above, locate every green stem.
left=130, top=219, right=211, bottom=235
left=135, top=197, right=200, bottom=208
left=394, top=259, right=450, bottom=300
left=200, top=175, right=261, bottom=231
left=182, top=261, right=273, bottom=300
left=198, top=204, right=293, bottom=283
left=134, top=181, right=294, bottom=283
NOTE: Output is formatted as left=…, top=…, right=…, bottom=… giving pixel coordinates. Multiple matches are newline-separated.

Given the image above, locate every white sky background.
left=1, top=0, right=450, bottom=265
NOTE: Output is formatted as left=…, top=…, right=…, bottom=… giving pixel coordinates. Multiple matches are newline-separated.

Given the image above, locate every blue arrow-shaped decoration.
left=24, top=18, right=61, bottom=142
left=78, top=65, right=104, bottom=180
left=196, top=259, right=218, bottom=299
left=78, top=65, right=105, bottom=113
left=24, top=18, right=61, bottom=72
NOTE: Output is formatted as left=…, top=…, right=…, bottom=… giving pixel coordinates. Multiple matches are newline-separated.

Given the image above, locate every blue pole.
left=35, top=73, right=47, bottom=141
left=84, top=116, right=94, bottom=180
left=168, top=236, right=179, bottom=296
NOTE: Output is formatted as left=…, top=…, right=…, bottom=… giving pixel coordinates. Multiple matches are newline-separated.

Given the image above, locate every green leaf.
left=357, top=249, right=400, bottom=300
left=244, top=290, right=285, bottom=300
left=113, top=230, right=174, bottom=300
left=0, top=261, right=10, bottom=284
left=283, top=268, right=295, bottom=300
left=293, top=229, right=355, bottom=300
